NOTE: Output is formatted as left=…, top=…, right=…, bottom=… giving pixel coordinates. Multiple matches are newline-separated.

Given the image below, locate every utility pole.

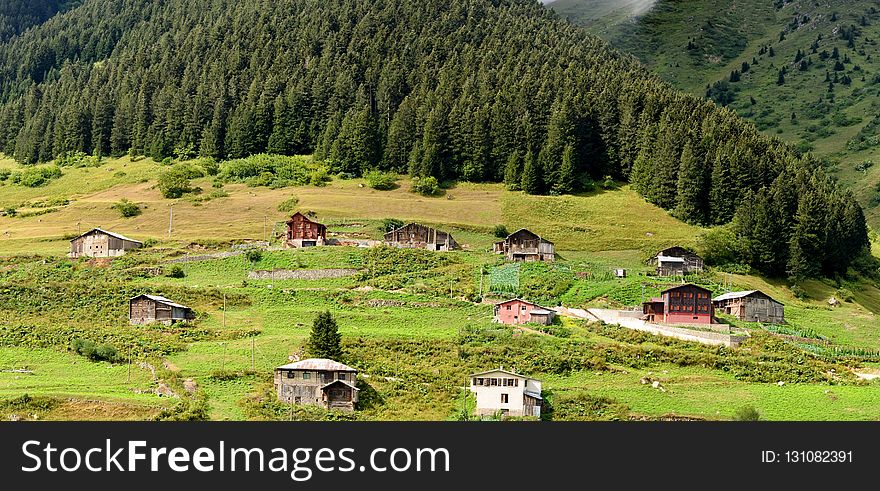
left=127, top=345, right=132, bottom=383
left=168, top=206, right=173, bottom=238
left=223, top=293, right=227, bottom=330
left=478, top=266, right=483, bottom=299
left=221, top=343, right=227, bottom=372
left=251, top=337, right=256, bottom=372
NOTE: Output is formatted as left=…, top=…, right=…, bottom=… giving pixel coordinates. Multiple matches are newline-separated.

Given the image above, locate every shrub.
left=699, top=225, right=741, bottom=265
left=244, top=249, right=263, bottom=263
left=733, top=405, right=761, bottom=421
left=71, top=338, right=122, bottom=363
left=381, top=218, right=404, bottom=233
left=158, top=169, right=193, bottom=198
left=364, top=170, right=398, bottom=190
left=197, top=157, right=220, bottom=176
left=835, top=287, right=855, bottom=302
left=493, top=224, right=509, bottom=238
left=411, top=176, right=440, bottom=196
left=17, top=165, right=62, bottom=187
left=790, top=284, right=808, bottom=300
left=0, top=169, right=10, bottom=181
left=309, top=167, right=331, bottom=187
left=277, top=196, right=300, bottom=213
left=112, top=198, right=141, bottom=218
left=3, top=207, right=16, bottom=217
left=166, top=265, right=186, bottom=278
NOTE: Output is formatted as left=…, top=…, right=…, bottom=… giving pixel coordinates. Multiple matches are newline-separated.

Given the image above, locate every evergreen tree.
left=503, top=151, right=522, bottom=191
left=673, top=142, right=705, bottom=223
left=307, top=311, right=342, bottom=360
left=521, top=150, right=542, bottom=195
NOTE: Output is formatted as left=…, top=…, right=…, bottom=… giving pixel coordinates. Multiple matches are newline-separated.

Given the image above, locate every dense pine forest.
left=0, top=0, right=871, bottom=279
left=0, top=1, right=77, bottom=42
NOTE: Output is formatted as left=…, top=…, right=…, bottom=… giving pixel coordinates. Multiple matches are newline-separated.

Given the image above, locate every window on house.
left=339, top=373, right=346, bottom=381
left=506, top=305, right=511, bottom=310
left=287, top=371, right=295, bottom=379
left=303, top=372, right=311, bottom=380
left=501, top=394, right=509, bottom=403
left=490, top=378, right=498, bottom=386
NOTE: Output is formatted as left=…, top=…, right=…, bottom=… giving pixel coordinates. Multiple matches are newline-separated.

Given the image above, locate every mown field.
left=1, top=155, right=879, bottom=421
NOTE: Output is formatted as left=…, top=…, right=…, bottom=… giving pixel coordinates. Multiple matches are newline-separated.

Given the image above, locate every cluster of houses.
left=67, top=219, right=789, bottom=418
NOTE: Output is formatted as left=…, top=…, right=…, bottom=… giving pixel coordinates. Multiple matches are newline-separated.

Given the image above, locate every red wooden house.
left=642, top=284, right=714, bottom=325
left=285, top=212, right=327, bottom=248
left=494, top=298, right=556, bottom=326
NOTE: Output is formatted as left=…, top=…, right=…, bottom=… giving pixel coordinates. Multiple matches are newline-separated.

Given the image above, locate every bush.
left=158, top=169, right=194, bottom=198
left=71, top=338, right=122, bottom=363
left=219, top=154, right=329, bottom=188
left=112, top=198, right=141, bottom=218
left=166, top=265, right=186, bottom=278
left=835, top=287, right=855, bottom=303
left=309, top=168, right=331, bottom=187
left=733, top=405, right=761, bottom=421
left=381, top=218, right=404, bottom=233
left=0, top=169, right=10, bottom=181
left=16, top=165, right=62, bottom=187
left=244, top=249, right=263, bottom=263
left=493, top=224, right=509, bottom=238
left=277, top=196, right=300, bottom=213
left=364, top=170, right=398, bottom=190
left=411, top=176, right=440, bottom=196
left=699, top=225, right=741, bottom=265
left=790, top=284, right=808, bottom=300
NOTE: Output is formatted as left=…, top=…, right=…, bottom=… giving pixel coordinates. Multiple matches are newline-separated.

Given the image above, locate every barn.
left=713, top=290, right=785, bottom=324
left=493, top=229, right=555, bottom=262
left=642, top=284, right=714, bottom=325
left=649, top=247, right=704, bottom=276
left=69, top=228, right=143, bottom=258
left=129, top=295, right=195, bottom=325
left=274, top=358, right=359, bottom=412
left=285, top=212, right=327, bottom=248
left=494, top=298, right=556, bottom=326
left=383, top=223, right=458, bottom=251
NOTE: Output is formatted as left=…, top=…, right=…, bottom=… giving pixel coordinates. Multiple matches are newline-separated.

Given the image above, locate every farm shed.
left=470, top=368, right=542, bottom=418
left=494, top=298, right=556, bottom=326
left=69, top=228, right=143, bottom=258
left=274, top=358, right=358, bottom=412
left=383, top=223, right=458, bottom=251
left=648, top=247, right=704, bottom=276
left=285, top=212, right=327, bottom=248
left=712, top=290, right=785, bottom=324
left=129, top=295, right=195, bottom=325
left=642, top=284, right=714, bottom=325
left=493, top=229, right=555, bottom=262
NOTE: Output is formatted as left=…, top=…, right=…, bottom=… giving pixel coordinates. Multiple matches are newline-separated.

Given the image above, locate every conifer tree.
left=308, top=311, right=342, bottom=360
left=521, top=149, right=542, bottom=194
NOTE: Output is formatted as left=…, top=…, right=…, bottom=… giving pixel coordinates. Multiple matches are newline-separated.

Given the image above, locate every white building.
left=469, top=368, right=542, bottom=418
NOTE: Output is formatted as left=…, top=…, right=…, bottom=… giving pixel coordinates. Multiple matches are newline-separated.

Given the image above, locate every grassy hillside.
left=1, top=155, right=879, bottom=421
left=553, top=0, right=880, bottom=226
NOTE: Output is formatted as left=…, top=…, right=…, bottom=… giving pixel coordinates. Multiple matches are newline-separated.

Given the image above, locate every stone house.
left=69, top=228, right=143, bottom=258
left=274, top=358, right=358, bottom=412
left=129, top=294, right=195, bottom=325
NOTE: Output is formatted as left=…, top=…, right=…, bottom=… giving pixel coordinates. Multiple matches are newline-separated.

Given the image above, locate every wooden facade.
left=493, top=298, right=555, bottom=326
left=713, top=290, right=785, bottom=324
left=383, top=223, right=458, bottom=251
left=129, top=295, right=195, bottom=325
left=69, top=228, right=143, bottom=258
left=274, top=358, right=358, bottom=412
left=493, top=229, right=555, bottom=262
left=285, top=212, right=327, bottom=248
left=642, top=284, right=714, bottom=325
left=649, top=247, right=704, bottom=276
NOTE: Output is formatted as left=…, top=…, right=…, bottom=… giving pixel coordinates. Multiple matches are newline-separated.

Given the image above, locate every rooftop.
left=276, top=358, right=357, bottom=372
left=74, top=228, right=143, bottom=244
left=133, top=294, right=189, bottom=309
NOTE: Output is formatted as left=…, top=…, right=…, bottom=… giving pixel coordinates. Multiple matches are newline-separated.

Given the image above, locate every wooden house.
left=642, top=284, right=713, bottom=325
left=649, top=247, right=704, bottom=276
left=129, top=295, right=195, bottom=325
left=274, top=358, right=358, bottom=412
left=493, top=229, right=555, bottom=262
left=69, top=228, right=143, bottom=259
left=494, top=298, right=555, bottom=326
left=383, top=223, right=458, bottom=251
left=470, top=368, right=542, bottom=418
left=285, top=212, right=327, bottom=248
left=712, top=290, right=784, bottom=324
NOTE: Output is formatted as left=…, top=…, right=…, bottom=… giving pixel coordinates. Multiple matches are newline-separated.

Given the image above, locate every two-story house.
left=469, top=368, right=542, bottom=418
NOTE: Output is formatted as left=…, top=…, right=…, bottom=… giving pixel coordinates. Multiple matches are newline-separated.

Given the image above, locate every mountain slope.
left=553, top=0, right=880, bottom=226
left=0, top=1, right=77, bottom=42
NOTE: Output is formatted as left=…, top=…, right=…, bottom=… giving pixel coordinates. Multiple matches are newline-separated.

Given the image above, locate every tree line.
left=0, top=0, right=870, bottom=278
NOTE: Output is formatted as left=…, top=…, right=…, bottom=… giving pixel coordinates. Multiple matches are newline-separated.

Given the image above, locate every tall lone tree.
left=308, top=311, right=342, bottom=360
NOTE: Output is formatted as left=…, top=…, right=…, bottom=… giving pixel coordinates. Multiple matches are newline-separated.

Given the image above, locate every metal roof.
left=523, top=390, right=543, bottom=400
left=530, top=309, right=554, bottom=315
left=505, top=228, right=554, bottom=245
left=470, top=368, right=538, bottom=381
left=660, top=284, right=712, bottom=294
left=276, top=358, right=357, bottom=372
left=133, top=294, right=190, bottom=310
left=74, top=228, right=143, bottom=244
left=712, top=290, right=781, bottom=304
left=656, top=255, right=686, bottom=263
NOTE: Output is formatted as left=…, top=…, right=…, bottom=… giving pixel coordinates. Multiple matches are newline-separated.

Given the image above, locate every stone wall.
left=247, top=268, right=360, bottom=280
